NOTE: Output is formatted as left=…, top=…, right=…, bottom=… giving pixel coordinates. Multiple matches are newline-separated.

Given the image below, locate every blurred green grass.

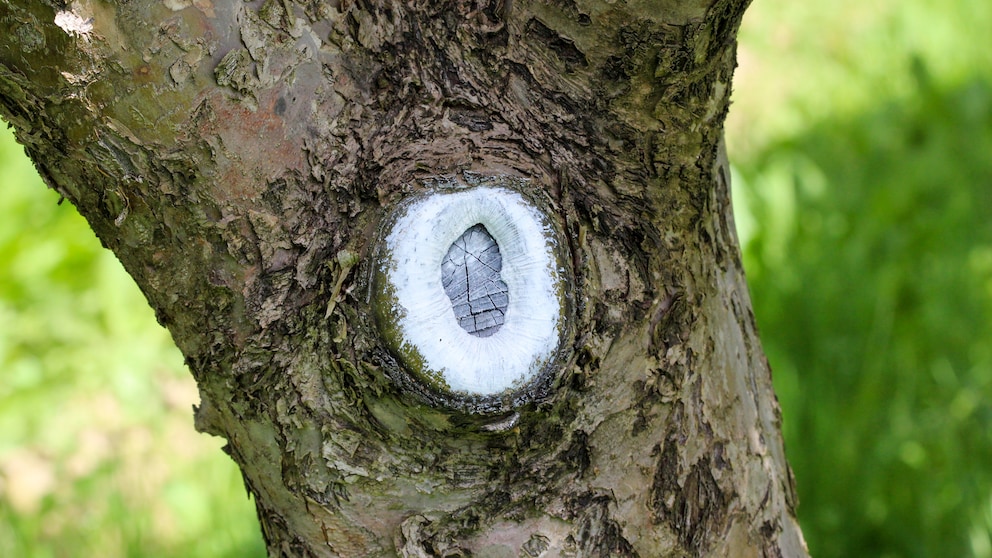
left=0, top=126, right=266, bottom=556
left=1, top=0, right=991, bottom=556
left=728, top=0, right=992, bottom=556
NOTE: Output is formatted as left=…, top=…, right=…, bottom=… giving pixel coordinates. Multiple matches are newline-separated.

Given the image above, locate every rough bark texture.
left=0, top=0, right=808, bottom=556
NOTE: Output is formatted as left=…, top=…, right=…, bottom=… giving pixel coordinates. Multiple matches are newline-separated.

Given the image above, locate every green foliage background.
left=729, top=0, right=992, bottom=556
left=0, top=98, right=267, bottom=557
left=1, top=0, right=991, bottom=556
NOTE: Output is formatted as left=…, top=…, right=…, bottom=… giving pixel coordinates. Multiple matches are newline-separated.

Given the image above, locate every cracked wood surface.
left=441, top=223, right=509, bottom=338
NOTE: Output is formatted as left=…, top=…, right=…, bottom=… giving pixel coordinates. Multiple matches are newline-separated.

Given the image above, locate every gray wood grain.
left=441, top=224, right=508, bottom=337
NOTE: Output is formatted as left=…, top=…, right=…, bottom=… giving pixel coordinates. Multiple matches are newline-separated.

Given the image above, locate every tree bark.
left=0, top=0, right=807, bottom=556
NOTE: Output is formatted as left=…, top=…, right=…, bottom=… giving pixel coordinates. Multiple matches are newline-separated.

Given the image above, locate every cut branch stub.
left=441, top=223, right=509, bottom=338
left=371, top=177, right=572, bottom=408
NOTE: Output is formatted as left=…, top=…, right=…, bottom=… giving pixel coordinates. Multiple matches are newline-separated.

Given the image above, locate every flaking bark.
left=0, top=0, right=808, bottom=556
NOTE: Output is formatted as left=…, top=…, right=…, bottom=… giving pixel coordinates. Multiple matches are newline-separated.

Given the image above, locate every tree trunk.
left=0, top=0, right=807, bottom=556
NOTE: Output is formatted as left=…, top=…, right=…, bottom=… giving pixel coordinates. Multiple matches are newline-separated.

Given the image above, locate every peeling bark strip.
left=652, top=412, right=729, bottom=554
left=0, top=1, right=808, bottom=557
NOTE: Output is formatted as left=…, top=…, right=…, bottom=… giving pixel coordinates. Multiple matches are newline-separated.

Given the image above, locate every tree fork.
left=0, top=0, right=808, bottom=556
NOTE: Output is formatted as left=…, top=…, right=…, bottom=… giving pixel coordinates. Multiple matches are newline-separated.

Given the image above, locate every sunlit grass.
left=728, top=0, right=992, bottom=158
left=729, top=0, right=992, bottom=556
left=0, top=125, right=266, bottom=558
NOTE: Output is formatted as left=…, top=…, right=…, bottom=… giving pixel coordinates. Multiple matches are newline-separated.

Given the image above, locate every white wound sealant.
left=377, top=185, right=563, bottom=396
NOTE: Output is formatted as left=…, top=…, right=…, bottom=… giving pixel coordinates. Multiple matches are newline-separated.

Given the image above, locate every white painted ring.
left=379, top=185, right=563, bottom=395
